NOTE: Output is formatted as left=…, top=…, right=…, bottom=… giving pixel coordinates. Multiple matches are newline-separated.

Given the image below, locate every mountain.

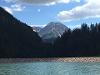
left=32, top=26, right=42, bottom=32
left=0, top=7, right=42, bottom=57
left=39, top=22, right=68, bottom=43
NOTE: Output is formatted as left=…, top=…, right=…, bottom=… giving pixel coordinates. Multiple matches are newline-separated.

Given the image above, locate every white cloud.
left=11, top=4, right=25, bottom=11
left=73, top=0, right=80, bottom=2
left=3, top=7, right=13, bottom=14
left=2, top=4, right=25, bottom=14
left=30, top=24, right=46, bottom=28
left=4, top=0, right=80, bottom=6
left=57, top=0, right=100, bottom=22
left=68, top=24, right=81, bottom=29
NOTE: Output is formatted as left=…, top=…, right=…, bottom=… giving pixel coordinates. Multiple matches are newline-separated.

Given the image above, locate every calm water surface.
left=0, top=62, right=100, bottom=75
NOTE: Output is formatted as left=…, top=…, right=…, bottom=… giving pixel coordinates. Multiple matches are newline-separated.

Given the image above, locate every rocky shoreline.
left=0, top=57, right=100, bottom=63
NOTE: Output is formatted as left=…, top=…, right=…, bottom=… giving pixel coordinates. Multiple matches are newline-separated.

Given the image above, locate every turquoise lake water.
left=0, top=62, right=100, bottom=75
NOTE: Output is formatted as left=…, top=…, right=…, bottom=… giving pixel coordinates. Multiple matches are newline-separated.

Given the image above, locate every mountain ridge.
left=38, top=22, right=68, bottom=43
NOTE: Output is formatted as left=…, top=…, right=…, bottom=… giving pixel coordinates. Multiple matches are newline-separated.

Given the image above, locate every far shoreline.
left=0, top=57, right=100, bottom=63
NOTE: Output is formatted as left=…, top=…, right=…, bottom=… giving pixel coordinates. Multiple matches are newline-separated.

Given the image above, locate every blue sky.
left=0, top=0, right=100, bottom=29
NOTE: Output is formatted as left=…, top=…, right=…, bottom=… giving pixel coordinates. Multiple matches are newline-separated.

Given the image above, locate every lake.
left=0, top=59, right=100, bottom=75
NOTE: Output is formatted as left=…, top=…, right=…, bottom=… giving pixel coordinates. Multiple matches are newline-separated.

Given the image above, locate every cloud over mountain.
left=57, top=0, right=100, bottom=21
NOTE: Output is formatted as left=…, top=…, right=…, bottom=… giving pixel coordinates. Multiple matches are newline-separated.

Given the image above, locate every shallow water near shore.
left=0, top=60, right=100, bottom=75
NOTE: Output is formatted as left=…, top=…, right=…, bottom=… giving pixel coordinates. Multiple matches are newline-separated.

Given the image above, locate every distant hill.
left=0, top=7, right=42, bottom=57
left=39, top=22, right=68, bottom=43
